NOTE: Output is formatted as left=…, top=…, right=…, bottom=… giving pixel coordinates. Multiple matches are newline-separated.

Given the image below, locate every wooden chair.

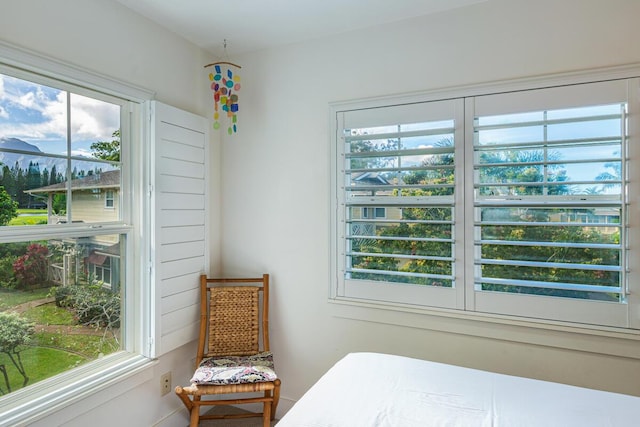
left=175, top=274, right=281, bottom=427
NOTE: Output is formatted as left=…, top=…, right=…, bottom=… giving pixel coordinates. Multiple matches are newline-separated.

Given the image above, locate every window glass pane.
left=345, top=123, right=455, bottom=200
left=69, top=162, right=120, bottom=224
left=0, top=72, right=121, bottom=227
left=0, top=65, right=132, bottom=403
left=346, top=205, right=454, bottom=287
left=341, top=107, right=458, bottom=294
left=474, top=100, right=626, bottom=301
left=475, top=103, right=624, bottom=198
left=69, top=93, right=120, bottom=161
left=0, top=75, right=67, bottom=156
left=0, top=234, right=124, bottom=394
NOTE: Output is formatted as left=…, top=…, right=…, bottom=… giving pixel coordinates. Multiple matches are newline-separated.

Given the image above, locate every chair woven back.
left=207, top=286, right=260, bottom=356
left=197, top=274, right=270, bottom=361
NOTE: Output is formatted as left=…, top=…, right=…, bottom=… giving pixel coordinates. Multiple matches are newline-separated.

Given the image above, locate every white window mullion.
left=464, top=97, right=479, bottom=311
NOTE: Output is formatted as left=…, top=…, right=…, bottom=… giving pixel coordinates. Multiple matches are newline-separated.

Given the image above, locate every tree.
left=49, top=164, right=61, bottom=185
left=350, top=137, right=454, bottom=285
left=478, top=149, right=569, bottom=196
left=0, top=312, right=35, bottom=393
left=349, top=140, right=618, bottom=298
left=0, top=186, right=18, bottom=225
left=596, top=155, right=621, bottom=193
left=90, top=129, right=121, bottom=162
left=40, top=166, right=50, bottom=188
left=12, top=162, right=27, bottom=207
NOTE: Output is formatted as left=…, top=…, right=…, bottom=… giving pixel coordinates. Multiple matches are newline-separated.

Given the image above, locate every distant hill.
left=0, top=137, right=43, bottom=154
left=0, top=137, right=107, bottom=177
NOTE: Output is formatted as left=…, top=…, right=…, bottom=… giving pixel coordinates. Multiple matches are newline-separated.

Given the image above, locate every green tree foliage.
left=0, top=312, right=35, bottom=393
left=479, top=214, right=619, bottom=299
left=0, top=185, right=18, bottom=225
left=478, top=149, right=569, bottom=195
left=349, top=138, right=618, bottom=299
left=350, top=137, right=455, bottom=285
left=596, top=156, right=621, bottom=193
left=52, top=194, right=66, bottom=214
left=90, top=129, right=120, bottom=162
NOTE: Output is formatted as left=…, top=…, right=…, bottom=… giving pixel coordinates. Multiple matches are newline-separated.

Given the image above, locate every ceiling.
left=114, top=0, right=486, bottom=57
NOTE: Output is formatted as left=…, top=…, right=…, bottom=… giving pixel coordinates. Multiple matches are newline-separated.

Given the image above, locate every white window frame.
left=0, top=41, right=155, bottom=426
left=105, top=189, right=115, bottom=209
left=93, top=256, right=112, bottom=286
left=330, top=64, right=640, bottom=339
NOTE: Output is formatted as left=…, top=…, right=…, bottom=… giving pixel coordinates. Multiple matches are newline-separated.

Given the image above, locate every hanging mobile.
left=204, top=39, right=242, bottom=135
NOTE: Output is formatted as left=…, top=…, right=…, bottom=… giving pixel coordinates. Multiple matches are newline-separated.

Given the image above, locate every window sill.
left=329, top=297, right=640, bottom=360
left=0, top=352, right=155, bottom=427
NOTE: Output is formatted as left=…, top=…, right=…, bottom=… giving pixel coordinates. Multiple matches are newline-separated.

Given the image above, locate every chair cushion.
left=190, top=351, right=278, bottom=385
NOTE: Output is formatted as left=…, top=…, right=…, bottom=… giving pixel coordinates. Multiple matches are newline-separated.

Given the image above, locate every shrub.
left=12, top=243, right=49, bottom=290
left=50, top=285, right=73, bottom=307
left=0, top=255, right=18, bottom=289
left=50, top=284, right=120, bottom=328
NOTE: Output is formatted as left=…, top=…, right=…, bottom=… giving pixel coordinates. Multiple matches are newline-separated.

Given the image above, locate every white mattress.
left=277, top=352, right=640, bottom=427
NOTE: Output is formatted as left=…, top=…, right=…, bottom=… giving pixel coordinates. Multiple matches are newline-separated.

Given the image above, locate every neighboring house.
left=26, top=170, right=121, bottom=290
left=349, top=171, right=402, bottom=223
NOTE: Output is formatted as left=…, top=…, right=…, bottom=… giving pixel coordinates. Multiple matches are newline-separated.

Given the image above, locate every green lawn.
left=0, top=288, right=50, bottom=310
left=0, top=290, right=119, bottom=395
left=0, top=346, right=85, bottom=393
left=8, top=209, right=48, bottom=226
left=22, top=303, right=76, bottom=325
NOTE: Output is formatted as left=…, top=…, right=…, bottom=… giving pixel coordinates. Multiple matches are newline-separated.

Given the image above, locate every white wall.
left=221, top=0, right=640, bottom=409
left=0, top=0, right=219, bottom=425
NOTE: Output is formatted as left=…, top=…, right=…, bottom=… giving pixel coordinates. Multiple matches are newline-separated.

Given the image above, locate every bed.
left=276, top=352, right=640, bottom=427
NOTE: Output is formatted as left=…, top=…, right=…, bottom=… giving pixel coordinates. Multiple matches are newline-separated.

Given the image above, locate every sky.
left=0, top=73, right=120, bottom=158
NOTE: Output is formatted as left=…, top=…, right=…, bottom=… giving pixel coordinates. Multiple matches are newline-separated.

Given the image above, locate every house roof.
left=352, top=172, right=390, bottom=186
left=27, top=170, right=120, bottom=194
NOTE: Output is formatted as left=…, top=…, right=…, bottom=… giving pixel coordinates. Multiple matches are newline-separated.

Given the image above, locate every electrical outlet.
left=160, top=371, right=171, bottom=396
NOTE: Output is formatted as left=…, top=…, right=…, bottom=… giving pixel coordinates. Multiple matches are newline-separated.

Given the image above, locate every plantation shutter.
left=468, top=80, right=630, bottom=327
left=150, top=101, right=209, bottom=357
left=335, top=99, right=465, bottom=309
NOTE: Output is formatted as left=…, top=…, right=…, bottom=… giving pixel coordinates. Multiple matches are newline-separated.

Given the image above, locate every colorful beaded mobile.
left=208, top=63, right=241, bottom=135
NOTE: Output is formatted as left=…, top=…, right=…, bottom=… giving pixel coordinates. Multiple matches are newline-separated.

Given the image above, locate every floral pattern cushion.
left=190, top=351, right=277, bottom=385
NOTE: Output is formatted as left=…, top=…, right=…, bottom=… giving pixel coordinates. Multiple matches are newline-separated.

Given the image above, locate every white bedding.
left=277, top=352, right=640, bottom=427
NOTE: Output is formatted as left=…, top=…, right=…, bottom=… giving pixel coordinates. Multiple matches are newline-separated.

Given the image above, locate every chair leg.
left=271, top=379, right=281, bottom=420
left=188, top=396, right=201, bottom=427
left=189, top=403, right=200, bottom=427
left=262, top=400, right=271, bottom=427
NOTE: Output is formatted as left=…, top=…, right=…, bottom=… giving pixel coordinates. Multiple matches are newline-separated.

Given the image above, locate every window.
left=0, top=50, right=150, bottom=422
left=334, top=99, right=465, bottom=309
left=105, top=189, right=115, bottom=208
left=361, top=207, right=386, bottom=219
left=332, top=76, right=639, bottom=330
